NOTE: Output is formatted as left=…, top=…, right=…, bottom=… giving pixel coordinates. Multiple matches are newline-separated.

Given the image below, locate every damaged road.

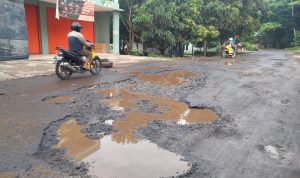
left=0, top=50, right=299, bottom=178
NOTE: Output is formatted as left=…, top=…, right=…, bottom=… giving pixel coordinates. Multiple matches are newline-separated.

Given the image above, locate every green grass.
left=286, top=46, right=300, bottom=52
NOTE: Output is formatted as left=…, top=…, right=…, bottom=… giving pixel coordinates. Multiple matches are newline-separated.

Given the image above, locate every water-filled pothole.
left=56, top=119, right=190, bottom=178
left=0, top=172, right=19, bottom=178
left=54, top=82, right=217, bottom=177
left=46, top=96, right=72, bottom=104
left=98, top=89, right=217, bottom=143
left=135, top=71, right=199, bottom=85
left=55, top=119, right=100, bottom=161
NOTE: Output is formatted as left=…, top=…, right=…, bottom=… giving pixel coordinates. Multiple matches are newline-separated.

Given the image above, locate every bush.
left=131, top=49, right=140, bottom=56
left=148, top=53, right=161, bottom=57
left=243, top=42, right=259, bottom=51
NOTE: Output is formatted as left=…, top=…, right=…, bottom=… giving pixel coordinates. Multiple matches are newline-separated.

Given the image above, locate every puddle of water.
left=0, top=172, right=18, bottom=178
left=83, top=135, right=190, bottom=178
left=224, top=61, right=233, bottom=66
left=98, top=89, right=217, bottom=143
left=135, top=71, right=198, bottom=85
left=264, top=145, right=280, bottom=159
left=55, top=119, right=100, bottom=161
left=56, top=120, right=190, bottom=178
left=54, top=88, right=216, bottom=177
left=47, top=96, right=72, bottom=104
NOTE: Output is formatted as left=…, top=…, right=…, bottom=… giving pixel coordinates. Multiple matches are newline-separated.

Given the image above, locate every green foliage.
left=291, top=30, right=300, bottom=46
left=131, top=49, right=140, bottom=56
left=260, top=22, right=282, bottom=33
left=286, top=46, right=300, bottom=51
left=243, top=42, right=259, bottom=51
left=258, top=0, right=300, bottom=48
left=148, top=53, right=161, bottom=57
left=121, top=0, right=298, bottom=56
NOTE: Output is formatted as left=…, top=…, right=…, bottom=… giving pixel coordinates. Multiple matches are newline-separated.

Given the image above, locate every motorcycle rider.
left=68, top=22, right=92, bottom=66
left=227, top=37, right=237, bottom=54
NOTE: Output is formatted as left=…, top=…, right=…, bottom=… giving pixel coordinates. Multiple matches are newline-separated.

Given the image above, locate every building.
left=0, top=0, right=121, bottom=61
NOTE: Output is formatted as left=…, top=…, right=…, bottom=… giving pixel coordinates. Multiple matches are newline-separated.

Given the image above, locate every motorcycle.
left=221, top=43, right=236, bottom=58
left=54, top=42, right=102, bottom=80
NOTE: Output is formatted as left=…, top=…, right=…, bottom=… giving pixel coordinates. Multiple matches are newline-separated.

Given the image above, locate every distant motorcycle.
left=54, top=42, right=101, bottom=80
left=221, top=43, right=236, bottom=58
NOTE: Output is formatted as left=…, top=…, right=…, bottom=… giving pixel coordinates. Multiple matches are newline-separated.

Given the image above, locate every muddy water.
left=0, top=172, right=19, bottom=178
left=98, top=89, right=217, bottom=143
left=55, top=119, right=100, bottom=161
left=135, top=71, right=198, bottom=85
left=56, top=120, right=190, bottom=178
left=47, top=96, right=72, bottom=104
left=55, top=89, right=216, bottom=177
left=83, top=135, right=190, bottom=178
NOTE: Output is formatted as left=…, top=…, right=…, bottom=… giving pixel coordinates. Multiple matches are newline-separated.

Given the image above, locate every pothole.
left=45, top=96, right=72, bottom=104
left=56, top=119, right=190, bottom=178
left=0, top=172, right=19, bottom=178
left=98, top=88, right=217, bottom=143
left=55, top=119, right=100, bottom=161
left=135, top=71, right=199, bottom=85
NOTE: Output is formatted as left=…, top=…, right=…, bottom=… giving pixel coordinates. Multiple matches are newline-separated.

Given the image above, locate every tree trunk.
left=204, top=41, right=207, bottom=57
left=128, top=23, right=134, bottom=54
left=192, top=43, right=194, bottom=56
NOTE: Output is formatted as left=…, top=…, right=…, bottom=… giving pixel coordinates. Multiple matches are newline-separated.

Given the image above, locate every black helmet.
left=71, top=22, right=82, bottom=32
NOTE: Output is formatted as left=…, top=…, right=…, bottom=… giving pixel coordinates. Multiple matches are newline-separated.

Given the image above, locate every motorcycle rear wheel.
left=56, top=60, right=73, bottom=80
left=90, top=58, right=101, bottom=75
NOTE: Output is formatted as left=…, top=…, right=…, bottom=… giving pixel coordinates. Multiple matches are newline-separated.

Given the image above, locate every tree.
left=119, top=0, right=145, bottom=54
left=258, top=0, right=300, bottom=48
left=133, top=0, right=179, bottom=54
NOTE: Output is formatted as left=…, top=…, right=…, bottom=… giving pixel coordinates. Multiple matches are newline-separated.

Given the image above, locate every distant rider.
left=68, top=22, right=92, bottom=65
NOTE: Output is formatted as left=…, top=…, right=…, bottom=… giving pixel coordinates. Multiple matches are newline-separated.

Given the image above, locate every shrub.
left=131, top=49, right=140, bottom=56
left=243, top=42, right=259, bottom=51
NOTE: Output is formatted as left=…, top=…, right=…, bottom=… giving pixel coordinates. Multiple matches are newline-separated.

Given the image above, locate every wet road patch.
left=44, top=96, right=72, bottom=104
left=135, top=71, right=199, bottom=85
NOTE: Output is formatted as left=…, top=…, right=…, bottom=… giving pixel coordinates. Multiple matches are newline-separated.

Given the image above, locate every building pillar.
left=38, top=1, right=49, bottom=54
left=112, top=11, right=120, bottom=54
left=94, top=12, right=110, bottom=52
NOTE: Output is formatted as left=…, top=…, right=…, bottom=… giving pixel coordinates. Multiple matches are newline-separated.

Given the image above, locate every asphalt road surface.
left=0, top=50, right=299, bottom=178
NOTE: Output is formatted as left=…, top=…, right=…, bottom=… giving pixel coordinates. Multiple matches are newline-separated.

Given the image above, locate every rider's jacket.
left=68, top=31, right=91, bottom=52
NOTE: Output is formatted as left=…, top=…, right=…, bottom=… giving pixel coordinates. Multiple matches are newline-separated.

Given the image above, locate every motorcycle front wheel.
left=55, top=60, right=73, bottom=80
left=90, top=58, right=101, bottom=75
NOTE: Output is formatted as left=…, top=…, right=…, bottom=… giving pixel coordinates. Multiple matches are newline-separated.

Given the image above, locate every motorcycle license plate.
left=53, top=56, right=63, bottom=64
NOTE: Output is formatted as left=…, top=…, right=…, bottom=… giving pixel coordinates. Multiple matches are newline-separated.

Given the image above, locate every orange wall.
left=24, top=4, right=40, bottom=54
left=46, top=8, right=94, bottom=54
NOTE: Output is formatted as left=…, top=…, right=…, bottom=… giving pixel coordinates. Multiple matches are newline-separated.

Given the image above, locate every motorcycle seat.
left=59, top=48, right=83, bottom=65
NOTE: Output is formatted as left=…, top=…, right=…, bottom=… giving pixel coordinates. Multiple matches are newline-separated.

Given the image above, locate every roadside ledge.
left=0, top=54, right=170, bottom=81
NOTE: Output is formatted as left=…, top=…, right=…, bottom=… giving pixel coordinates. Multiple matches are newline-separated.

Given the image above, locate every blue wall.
left=0, top=0, right=28, bottom=60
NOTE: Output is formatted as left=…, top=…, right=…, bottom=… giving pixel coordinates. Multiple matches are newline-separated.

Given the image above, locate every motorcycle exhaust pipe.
left=62, top=62, right=77, bottom=72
